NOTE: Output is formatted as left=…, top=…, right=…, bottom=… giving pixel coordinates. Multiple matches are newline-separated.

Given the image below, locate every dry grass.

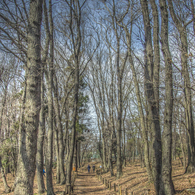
left=0, top=159, right=195, bottom=195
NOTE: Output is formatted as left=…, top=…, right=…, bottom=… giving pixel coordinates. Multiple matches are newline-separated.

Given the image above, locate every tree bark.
left=122, top=108, right=127, bottom=167
left=140, top=0, right=162, bottom=193
left=98, top=61, right=107, bottom=172
left=36, top=0, right=49, bottom=192
left=179, top=125, right=186, bottom=169
left=74, top=139, right=78, bottom=172
left=46, top=0, right=55, bottom=194
left=77, top=141, right=81, bottom=168
left=36, top=66, right=46, bottom=194
left=0, top=85, right=7, bottom=138
left=0, top=156, right=11, bottom=193
left=150, top=0, right=160, bottom=110
left=14, top=0, right=43, bottom=194
left=115, top=23, right=123, bottom=180
left=53, top=74, right=66, bottom=184
left=159, top=0, right=175, bottom=193
left=102, top=120, right=107, bottom=172
left=66, top=59, right=79, bottom=194
left=54, top=115, right=60, bottom=184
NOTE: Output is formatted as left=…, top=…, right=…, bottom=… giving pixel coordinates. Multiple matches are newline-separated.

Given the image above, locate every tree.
left=36, top=0, right=50, bottom=192
left=159, top=0, right=175, bottom=193
left=0, top=156, right=11, bottom=193
left=140, top=0, right=162, bottom=192
left=14, top=0, right=43, bottom=194
left=45, top=0, right=55, bottom=194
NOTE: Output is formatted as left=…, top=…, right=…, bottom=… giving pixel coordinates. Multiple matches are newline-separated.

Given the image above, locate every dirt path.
left=73, top=171, right=113, bottom=195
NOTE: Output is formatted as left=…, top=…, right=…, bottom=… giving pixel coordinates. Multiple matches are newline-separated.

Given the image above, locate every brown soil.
left=73, top=171, right=112, bottom=195
left=0, top=159, right=195, bottom=195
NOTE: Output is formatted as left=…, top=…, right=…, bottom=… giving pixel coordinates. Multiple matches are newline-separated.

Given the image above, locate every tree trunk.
left=108, top=131, right=114, bottom=177
left=172, top=125, right=177, bottom=161
left=74, top=139, right=78, bottom=172
left=150, top=0, right=160, bottom=110
left=122, top=109, right=126, bottom=167
left=66, top=66, right=79, bottom=194
left=46, top=0, right=55, bottom=194
left=36, top=64, right=46, bottom=194
left=77, top=141, right=81, bottom=169
left=116, top=36, right=123, bottom=179
left=102, top=124, right=107, bottom=172
left=99, top=60, right=107, bottom=172
left=159, top=0, right=175, bottom=193
left=179, top=126, right=186, bottom=169
left=64, top=103, right=69, bottom=167
left=0, top=156, right=11, bottom=193
left=36, top=0, right=49, bottom=191
left=54, top=116, right=60, bottom=184
left=14, top=0, right=43, bottom=194
left=53, top=74, right=66, bottom=184
left=0, top=85, right=7, bottom=138
left=140, top=0, right=162, bottom=193
left=65, top=1, right=80, bottom=189
left=191, top=0, right=195, bottom=35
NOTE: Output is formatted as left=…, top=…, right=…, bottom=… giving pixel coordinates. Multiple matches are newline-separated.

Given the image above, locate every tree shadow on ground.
left=127, top=181, right=141, bottom=189
left=55, top=190, right=64, bottom=194
left=173, top=173, right=184, bottom=178
left=126, top=178, right=148, bottom=190
left=118, top=177, right=136, bottom=185
left=126, top=171, right=146, bottom=176
left=74, top=187, right=107, bottom=194
left=75, top=182, right=100, bottom=187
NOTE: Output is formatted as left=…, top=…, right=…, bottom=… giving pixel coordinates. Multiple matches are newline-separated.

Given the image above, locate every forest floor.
left=1, top=159, right=195, bottom=195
